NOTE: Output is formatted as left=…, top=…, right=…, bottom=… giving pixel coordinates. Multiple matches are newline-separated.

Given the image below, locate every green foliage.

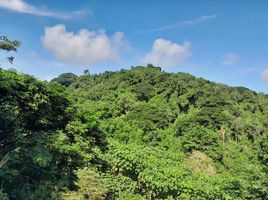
left=0, top=36, right=20, bottom=52
left=101, top=140, right=186, bottom=199
left=0, top=69, right=106, bottom=199
left=2, top=64, right=268, bottom=199
left=60, top=65, right=268, bottom=199
left=62, top=168, right=107, bottom=200
left=51, top=73, right=78, bottom=87
left=125, top=103, right=169, bottom=132
left=180, top=125, right=220, bottom=158
left=0, top=36, right=21, bottom=64
left=0, top=190, right=9, bottom=200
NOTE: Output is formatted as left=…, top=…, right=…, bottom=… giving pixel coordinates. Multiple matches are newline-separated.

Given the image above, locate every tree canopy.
left=59, top=65, right=268, bottom=199
left=1, top=64, right=268, bottom=199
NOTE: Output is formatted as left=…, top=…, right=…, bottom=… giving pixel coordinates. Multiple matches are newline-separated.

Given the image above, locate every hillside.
left=53, top=65, right=268, bottom=199
left=1, top=66, right=268, bottom=199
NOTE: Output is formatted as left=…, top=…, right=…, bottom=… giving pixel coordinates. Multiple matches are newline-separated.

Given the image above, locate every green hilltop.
left=1, top=65, right=268, bottom=199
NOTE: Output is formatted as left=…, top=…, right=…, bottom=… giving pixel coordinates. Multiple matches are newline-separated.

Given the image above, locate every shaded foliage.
left=51, top=73, right=78, bottom=87
left=0, top=69, right=106, bottom=199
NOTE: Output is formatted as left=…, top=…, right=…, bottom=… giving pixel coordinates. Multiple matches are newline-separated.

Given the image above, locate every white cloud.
left=42, top=24, right=127, bottom=65
left=222, top=52, right=240, bottom=66
left=182, top=14, right=218, bottom=26
left=0, top=0, right=90, bottom=18
left=262, top=68, right=268, bottom=81
left=137, top=14, right=218, bottom=33
left=142, top=39, right=191, bottom=67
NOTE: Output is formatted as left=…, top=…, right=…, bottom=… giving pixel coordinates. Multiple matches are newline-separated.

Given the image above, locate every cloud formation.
left=0, top=0, right=90, bottom=18
left=142, top=39, right=191, bottom=67
left=137, top=14, right=217, bottom=33
left=222, top=52, right=240, bottom=66
left=262, top=68, right=268, bottom=81
left=182, top=14, right=218, bottom=26
left=42, top=24, right=127, bottom=65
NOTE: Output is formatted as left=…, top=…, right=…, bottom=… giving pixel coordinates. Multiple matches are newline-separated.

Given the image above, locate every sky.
left=0, top=0, right=268, bottom=93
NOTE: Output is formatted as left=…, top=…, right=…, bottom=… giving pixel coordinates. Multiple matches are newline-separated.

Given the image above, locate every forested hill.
left=52, top=65, right=268, bottom=199
left=54, top=65, right=268, bottom=148
left=1, top=66, right=268, bottom=199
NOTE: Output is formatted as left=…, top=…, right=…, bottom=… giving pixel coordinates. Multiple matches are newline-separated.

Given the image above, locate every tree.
left=51, top=73, right=78, bottom=87
left=0, top=36, right=21, bottom=64
left=65, top=65, right=268, bottom=199
left=84, top=69, right=90, bottom=75
left=0, top=69, right=106, bottom=199
left=2, top=65, right=266, bottom=199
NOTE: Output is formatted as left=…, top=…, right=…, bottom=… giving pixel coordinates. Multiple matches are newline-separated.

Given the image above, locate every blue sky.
left=1, top=0, right=268, bottom=93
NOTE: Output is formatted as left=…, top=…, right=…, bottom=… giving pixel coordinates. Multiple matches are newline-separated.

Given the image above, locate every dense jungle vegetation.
left=1, top=37, right=268, bottom=199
